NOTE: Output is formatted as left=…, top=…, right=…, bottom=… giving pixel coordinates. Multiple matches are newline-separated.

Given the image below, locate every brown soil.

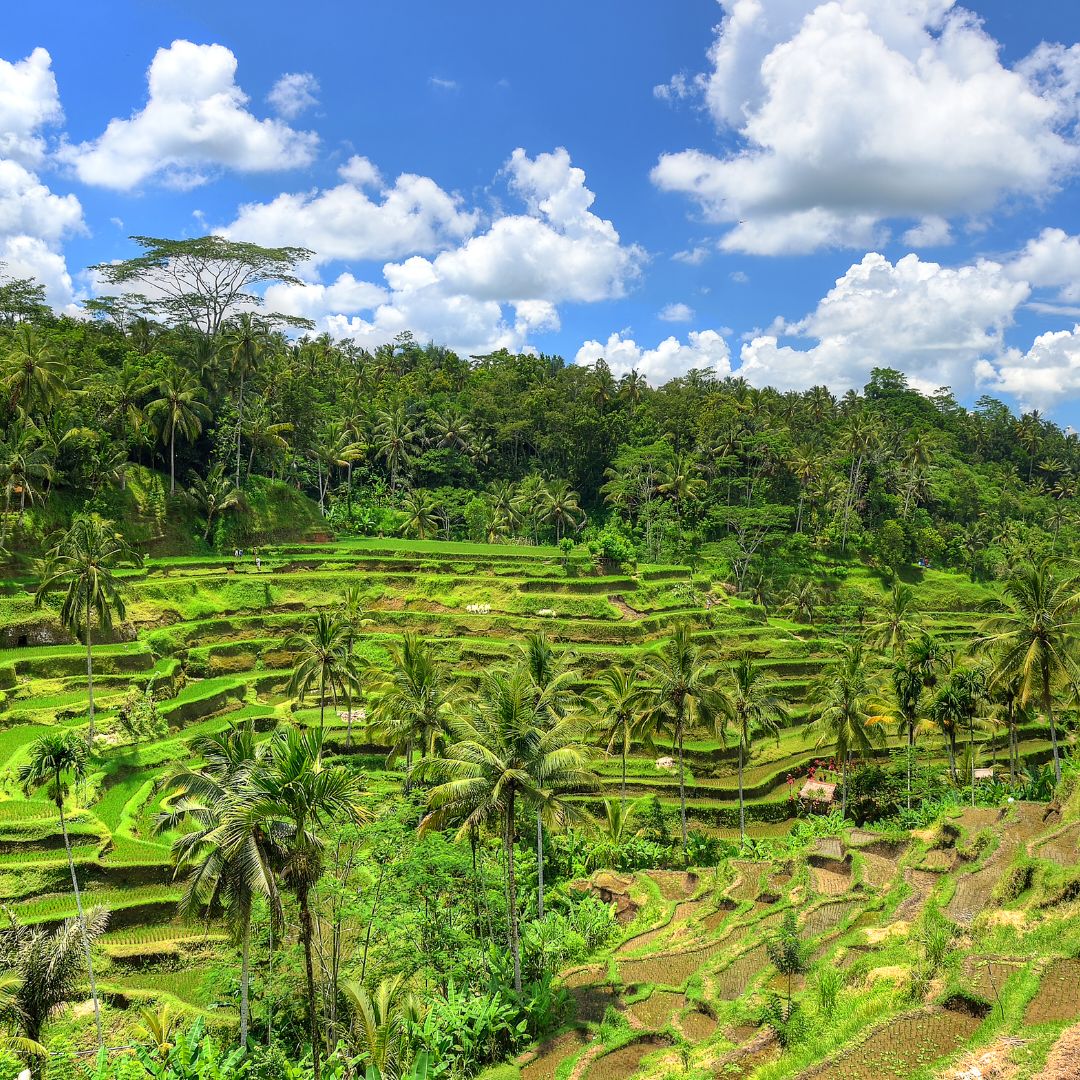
left=626, top=990, right=684, bottom=1029
left=585, top=1036, right=672, bottom=1080
left=897, top=868, right=939, bottom=920
left=811, top=858, right=853, bottom=897
left=813, top=837, right=845, bottom=861
left=710, top=1030, right=779, bottom=1079
left=1025, top=958, right=1080, bottom=1025
left=575, top=871, right=640, bottom=924
left=1036, top=1023, right=1080, bottom=1079
left=848, top=828, right=882, bottom=846
left=727, top=861, right=765, bottom=902
left=571, top=984, right=623, bottom=1024
left=800, top=900, right=859, bottom=939
left=609, top=595, right=642, bottom=619
left=680, top=1008, right=719, bottom=1041
left=941, top=1037, right=1024, bottom=1080
left=805, top=1006, right=982, bottom=1079
left=922, top=849, right=956, bottom=871
left=714, top=945, right=769, bottom=1000
left=648, top=870, right=699, bottom=900
left=619, top=942, right=722, bottom=989
left=962, top=956, right=1024, bottom=1001
left=1034, top=821, right=1080, bottom=867
left=521, top=1030, right=592, bottom=1080
left=702, top=902, right=736, bottom=931
left=563, top=964, right=606, bottom=989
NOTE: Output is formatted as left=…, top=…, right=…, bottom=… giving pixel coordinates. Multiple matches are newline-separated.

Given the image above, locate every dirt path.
left=1036, top=1023, right=1080, bottom=1079
left=610, top=595, right=642, bottom=619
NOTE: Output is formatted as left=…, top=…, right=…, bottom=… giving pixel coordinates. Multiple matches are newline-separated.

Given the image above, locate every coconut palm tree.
left=0, top=326, right=68, bottom=413
left=18, top=733, right=103, bottom=1049
left=890, top=658, right=924, bottom=810
left=540, top=481, right=583, bottom=541
left=928, top=680, right=965, bottom=783
left=287, top=612, right=357, bottom=732
left=34, top=516, right=140, bottom=741
left=146, top=368, right=212, bottom=493
left=641, top=623, right=721, bottom=857
left=242, top=407, right=293, bottom=481
left=982, top=559, right=1078, bottom=785
left=188, top=463, right=246, bottom=542
left=0, top=416, right=53, bottom=547
left=243, top=726, right=369, bottom=1080
left=810, top=642, right=885, bottom=819
left=342, top=584, right=371, bottom=749
left=159, top=722, right=283, bottom=1049
left=868, top=583, right=917, bottom=655
left=590, top=663, right=648, bottom=806
left=375, top=634, right=457, bottom=791
left=951, top=666, right=990, bottom=805
left=373, top=406, right=421, bottom=490
left=0, top=910, right=109, bottom=1063
left=221, top=313, right=271, bottom=487
left=402, top=490, right=438, bottom=540
left=716, top=655, right=788, bottom=846
left=0, top=973, right=45, bottom=1064
left=419, top=667, right=596, bottom=991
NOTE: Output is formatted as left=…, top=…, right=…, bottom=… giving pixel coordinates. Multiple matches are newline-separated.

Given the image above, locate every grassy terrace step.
left=16, top=884, right=183, bottom=925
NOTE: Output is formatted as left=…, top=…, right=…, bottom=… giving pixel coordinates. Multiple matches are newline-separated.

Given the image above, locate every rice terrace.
left=6, top=1, right=1080, bottom=1078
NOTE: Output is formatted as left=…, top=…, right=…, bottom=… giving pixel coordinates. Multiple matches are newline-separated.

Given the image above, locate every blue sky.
left=5, top=1, right=1080, bottom=418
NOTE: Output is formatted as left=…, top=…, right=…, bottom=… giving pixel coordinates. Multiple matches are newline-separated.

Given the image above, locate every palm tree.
left=950, top=666, right=989, bottom=805
left=221, top=313, right=271, bottom=487
left=716, top=655, right=788, bottom=846
left=0, top=417, right=53, bottom=546
left=982, top=559, right=1078, bottom=785
left=34, top=516, right=140, bottom=740
left=540, top=481, right=583, bottom=541
left=869, top=584, right=917, bottom=655
left=1, top=327, right=67, bottom=413
left=0, top=973, right=45, bottom=1064
left=159, top=722, right=283, bottom=1049
left=341, top=974, right=423, bottom=1080
left=989, top=671, right=1027, bottom=783
left=373, top=406, right=421, bottom=490
left=244, top=727, right=369, bottom=1080
left=590, top=663, right=648, bottom=806
left=784, top=580, right=819, bottom=625
left=420, top=667, right=595, bottom=991
left=641, top=623, right=721, bottom=857
left=287, top=612, right=357, bottom=732
left=242, top=407, right=293, bottom=481
left=402, top=490, right=438, bottom=540
left=18, top=733, right=103, bottom=1048
left=188, top=463, right=245, bottom=542
left=928, top=680, right=965, bottom=782
left=0, top=910, right=109, bottom=1060
left=375, top=634, right=456, bottom=790
left=342, top=584, right=370, bottom=749
left=146, top=368, right=211, bottom=493
left=890, top=658, right=923, bottom=810
left=810, top=642, right=885, bottom=819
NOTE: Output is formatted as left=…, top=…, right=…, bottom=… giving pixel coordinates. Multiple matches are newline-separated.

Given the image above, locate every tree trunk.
left=85, top=596, right=95, bottom=742
left=170, top=428, right=176, bottom=494
left=907, top=723, right=913, bottom=811
left=298, top=884, right=323, bottom=1080
left=1044, top=665, right=1061, bottom=785
left=505, top=790, right=521, bottom=993
left=840, top=753, right=848, bottom=819
left=738, top=740, right=746, bottom=848
left=536, top=807, right=544, bottom=919
left=946, top=732, right=957, bottom=781
left=677, top=722, right=688, bottom=860
left=59, top=798, right=102, bottom=1050
left=969, top=719, right=976, bottom=807
left=236, top=371, right=245, bottom=489
left=621, top=744, right=627, bottom=807
left=239, top=902, right=251, bottom=1048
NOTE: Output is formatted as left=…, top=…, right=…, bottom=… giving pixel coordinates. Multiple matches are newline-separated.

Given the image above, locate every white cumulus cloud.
left=652, top=1, right=1080, bottom=253
left=575, top=330, right=732, bottom=384
left=224, top=163, right=478, bottom=263
left=266, top=147, right=644, bottom=356
left=267, top=72, right=320, bottom=118
left=736, top=252, right=1029, bottom=394
left=1008, top=227, right=1080, bottom=302
left=985, top=325, right=1080, bottom=412
left=659, top=302, right=694, bottom=322
left=0, top=47, right=62, bottom=167
left=62, top=40, right=318, bottom=189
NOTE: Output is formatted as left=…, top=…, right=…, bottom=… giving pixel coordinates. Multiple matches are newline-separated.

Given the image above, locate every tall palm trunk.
left=906, top=723, right=913, bottom=811
left=239, top=903, right=251, bottom=1048
left=505, top=789, right=521, bottom=993
left=298, top=881, right=323, bottom=1080
left=677, top=716, right=688, bottom=859
left=840, top=752, right=848, bottom=819
left=536, top=808, right=544, bottom=919
left=945, top=731, right=957, bottom=781
left=235, top=372, right=245, bottom=489
left=737, top=740, right=746, bottom=847
left=169, top=427, right=176, bottom=494
left=1043, top=664, right=1061, bottom=785
left=620, top=744, right=627, bottom=807
left=57, top=794, right=102, bottom=1049
left=968, top=718, right=976, bottom=807
left=85, top=581, right=95, bottom=742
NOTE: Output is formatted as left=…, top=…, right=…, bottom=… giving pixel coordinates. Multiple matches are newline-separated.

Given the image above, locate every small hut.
left=800, top=778, right=837, bottom=805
